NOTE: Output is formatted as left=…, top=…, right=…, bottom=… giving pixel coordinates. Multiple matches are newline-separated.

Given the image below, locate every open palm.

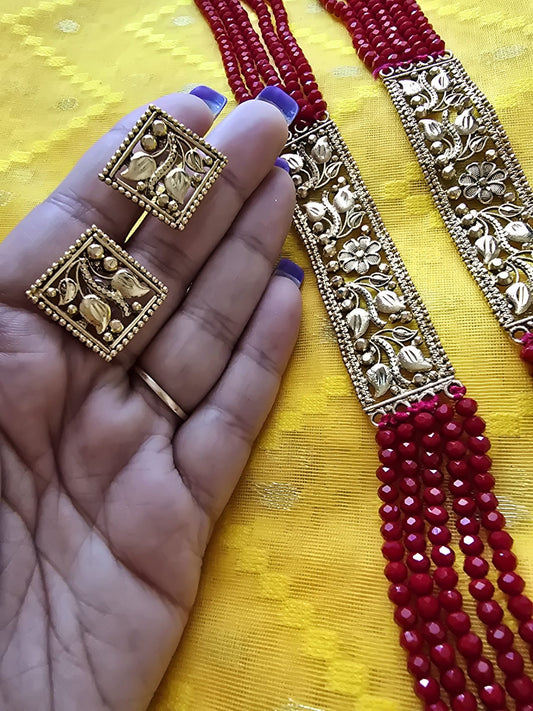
left=0, top=92, right=301, bottom=711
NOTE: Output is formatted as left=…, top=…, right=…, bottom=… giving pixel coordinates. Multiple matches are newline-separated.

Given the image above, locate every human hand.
left=0, top=88, right=302, bottom=711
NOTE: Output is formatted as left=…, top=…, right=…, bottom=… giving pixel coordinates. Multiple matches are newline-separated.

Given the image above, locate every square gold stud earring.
left=27, top=106, right=227, bottom=360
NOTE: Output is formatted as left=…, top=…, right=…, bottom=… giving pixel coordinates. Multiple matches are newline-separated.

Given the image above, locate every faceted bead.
left=418, top=595, right=440, bottom=620
left=408, top=652, right=431, bottom=677
left=477, top=492, right=498, bottom=511
left=405, top=533, right=426, bottom=552
left=414, top=677, right=440, bottom=703
left=441, top=421, right=463, bottom=439
left=382, top=540, right=404, bottom=561
left=453, top=497, right=476, bottom=516
left=414, top=412, right=435, bottom=431
left=492, top=549, right=517, bottom=572
left=389, top=583, right=411, bottom=605
left=519, top=620, right=533, bottom=644
left=430, top=642, right=455, bottom=669
left=498, top=572, right=525, bottom=595
left=487, top=624, right=514, bottom=650
left=407, top=552, right=431, bottom=573
left=422, top=432, right=442, bottom=450
left=385, top=561, right=408, bottom=582
left=441, top=667, right=465, bottom=694
left=447, top=611, right=470, bottom=635
left=379, top=448, right=398, bottom=465
left=422, top=451, right=442, bottom=468
left=404, top=515, right=425, bottom=532
left=424, top=487, right=445, bottom=505
left=477, top=601, right=503, bottom=626
left=379, top=484, right=398, bottom=503
left=381, top=521, right=403, bottom=540
left=470, top=454, right=492, bottom=472
left=506, top=675, right=533, bottom=703
left=435, top=403, right=454, bottom=422
left=468, top=435, right=490, bottom=454
left=449, top=479, right=471, bottom=497
left=448, top=460, right=468, bottom=477
left=470, top=578, right=495, bottom=600
left=427, top=702, right=448, bottom=711
left=439, top=589, right=463, bottom=612
left=483, top=511, right=506, bottom=530
left=425, top=505, right=448, bottom=524
left=432, top=545, right=455, bottom=567
left=428, top=526, right=451, bottom=545
left=520, top=344, right=533, bottom=363
left=401, top=495, right=422, bottom=514
left=394, top=605, right=417, bottom=629
left=380, top=503, right=400, bottom=521
left=464, top=556, right=489, bottom=578
left=423, top=620, right=446, bottom=644
left=377, top=466, right=398, bottom=483
left=457, top=516, right=480, bottom=536
left=434, top=567, right=458, bottom=590
left=400, top=460, right=418, bottom=476
left=457, top=632, right=482, bottom=658
left=397, top=423, right=414, bottom=440
left=409, top=573, right=434, bottom=595
left=401, top=629, right=423, bottom=651
left=451, top=692, right=477, bottom=711
left=508, top=594, right=533, bottom=620
left=497, top=650, right=524, bottom=677
left=456, top=398, right=478, bottom=416
left=445, top=441, right=466, bottom=459
left=459, top=535, right=483, bottom=556
left=479, top=683, right=506, bottom=708
left=423, top=468, right=443, bottom=486
left=488, top=531, right=513, bottom=550
left=464, top=416, right=486, bottom=435
left=468, top=657, right=494, bottom=685
left=398, top=441, right=417, bottom=459
left=400, top=476, right=419, bottom=494
left=474, top=473, right=496, bottom=491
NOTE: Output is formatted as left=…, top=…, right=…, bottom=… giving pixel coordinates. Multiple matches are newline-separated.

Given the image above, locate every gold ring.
left=135, top=367, right=189, bottom=421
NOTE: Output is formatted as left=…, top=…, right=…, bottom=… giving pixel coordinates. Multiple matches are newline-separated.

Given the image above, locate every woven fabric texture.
left=2, top=0, right=533, bottom=709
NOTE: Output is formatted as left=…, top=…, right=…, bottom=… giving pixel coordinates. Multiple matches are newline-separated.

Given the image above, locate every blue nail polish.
left=256, top=86, right=299, bottom=125
left=275, top=258, right=304, bottom=288
left=274, top=157, right=291, bottom=173
left=189, top=85, right=228, bottom=117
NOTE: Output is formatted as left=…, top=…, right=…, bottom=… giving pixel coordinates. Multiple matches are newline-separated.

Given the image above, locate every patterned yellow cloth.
left=2, top=0, right=533, bottom=709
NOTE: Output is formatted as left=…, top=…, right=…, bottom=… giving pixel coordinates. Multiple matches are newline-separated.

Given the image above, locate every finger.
left=0, top=91, right=217, bottom=304
left=173, top=273, right=302, bottom=520
left=138, top=164, right=296, bottom=413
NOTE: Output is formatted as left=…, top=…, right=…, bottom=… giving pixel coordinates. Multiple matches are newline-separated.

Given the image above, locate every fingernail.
left=256, top=86, right=299, bottom=125
left=274, top=157, right=291, bottom=173
left=189, top=85, right=228, bottom=117
left=275, top=258, right=304, bottom=288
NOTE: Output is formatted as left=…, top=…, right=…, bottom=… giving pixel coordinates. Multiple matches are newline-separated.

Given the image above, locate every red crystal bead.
left=408, top=652, right=431, bottom=677
left=395, top=605, right=417, bottom=629
left=414, top=677, right=440, bottom=703
left=401, top=495, right=422, bottom=513
left=477, top=601, right=503, bottom=626
left=447, top=611, right=470, bottom=635
left=382, top=540, right=404, bottom=561
left=506, top=675, right=533, bottom=703
left=499, top=572, right=525, bottom=595
left=456, top=397, right=478, bottom=416
left=451, top=692, right=477, bottom=711
left=508, top=594, right=533, bottom=620
left=448, top=460, right=468, bottom=477
left=520, top=344, right=533, bottom=363
left=439, top=589, right=462, bottom=611
left=457, top=632, right=482, bottom=658
left=407, top=552, right=431, bottom=573
left=477, top=492, right=498, bottom=511
left=468, top=435, right=490, bottom=454
left=435, top=403, right=454, bottom=422
left=397, top=422, right=414, bottom=440
left=460, top=535, right=483, bottom=556
left=422, top=432, right=442, bottom=450
left=414, top=412, right=435, bottom=431
left=430, top=642, right=455, bottom=669
left=428, top=526, right=451, bottom=545
left=432, top=545, right=455, bottom=567
left=379, top=448, right=398, bottom=465
left=385, top=561, right=408, bottom=582
left=404, top=515, right=425, bottom=532
left=488, top=531, right=513, bottom=550
left=424, top=487, right=445, bottom=505
left=405, top=533, right=426, bottom=552
left=427, top=702, right=448, bottom=711
left=470, top=578, right=494, bottom=600
left=457, top=517, right=480, bottom=535
left=449, top=479, right=471, bottom=496
left=470, top=454, right=492, bottom=472
left=401, top=629, right=423, bottom=651
left=445, top=441, right=466, bottom=459
left=497, top=650, right=524, bottom=677
left=519, top=620, right=533, bottom=644
left=400, top=459, right=418, bottom=476
left=388, top=583, right=411, bottom=605
left=400, top=476, right=419, bottom=494
left=453, top=497, right=476, bottom=515
left=464, top=555, right=489, bottom=578
left=441, top=667, right=465, bottom=694
left=380, top=503, right=400, bottom=521
left=423, top=620, right=446, bottom=644
left=422, top=451, right=442, bottom=468
left=381, top=521, right=403, bottom=540
left=425, top=505, right=448, bottom=524
left=492, top=549, right=517, bottom=572
left=441, top=421, right=463, bottom=439
left=409, top=573, right=434, bottom=595
left=468, top=657, right=495, bottom=684
left=464, top=416, right=485, bottom=435
left=418, top=595, right=440, bottom=620
left=487, top=624, right=514, bottom=650
left=398, top=441, right=417, bottom=459
left=377, top=465, right=398, bottom=483
left=379, top=484, right=398, bottom=503
left=434, top=567, right=458, bottom=590
left=480, top=683, right=506, bottom=708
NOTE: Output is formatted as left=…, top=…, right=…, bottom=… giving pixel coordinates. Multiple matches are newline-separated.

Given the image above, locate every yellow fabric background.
left=2, top=0, right=533, bottom=709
